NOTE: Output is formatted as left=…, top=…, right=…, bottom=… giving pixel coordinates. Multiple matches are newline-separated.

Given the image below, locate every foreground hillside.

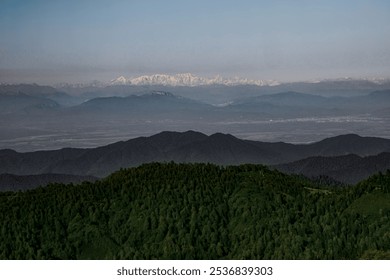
left=0, top=163, right=389, bottom=259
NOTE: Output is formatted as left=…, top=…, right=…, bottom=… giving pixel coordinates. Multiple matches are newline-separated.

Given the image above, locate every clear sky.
left=1, top=0, right=390, bottom=84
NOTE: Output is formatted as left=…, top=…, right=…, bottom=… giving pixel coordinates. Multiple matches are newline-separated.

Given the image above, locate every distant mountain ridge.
left=0, top=92, right=60, bottom=114
left=50, top=89, right=390, bottom=123
left=1, top=131, right=389, bottom=179
left=229, top=90, right=390, bottom=112
left=68, top=91, right=215, bottom=121
left=0, top=84, right=78, bottom=106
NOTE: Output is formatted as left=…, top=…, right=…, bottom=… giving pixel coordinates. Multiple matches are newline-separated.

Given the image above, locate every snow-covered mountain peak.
left=109, top=73, right=280, bottom=87
left=112, top=76, right=127, bottom=84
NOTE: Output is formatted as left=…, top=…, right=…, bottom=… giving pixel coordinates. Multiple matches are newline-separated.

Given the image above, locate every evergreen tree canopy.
left=0, top=163, right=389, bottom=259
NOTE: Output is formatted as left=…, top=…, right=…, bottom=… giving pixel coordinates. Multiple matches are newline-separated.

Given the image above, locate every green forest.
left=0, top=163, right=389, bottom=259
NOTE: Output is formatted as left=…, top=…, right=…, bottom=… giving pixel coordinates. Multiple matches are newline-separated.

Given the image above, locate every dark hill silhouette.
left=1, top=131, right=390, bottom=179
left=275, top=152, right=390, bottom=184
left=306, top=134, right=390, bottom=156
left=0, top=173, right=97, bottom=192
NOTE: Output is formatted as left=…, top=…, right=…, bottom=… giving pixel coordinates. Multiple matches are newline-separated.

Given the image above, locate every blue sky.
left=1, top=0, right=390, bottom=84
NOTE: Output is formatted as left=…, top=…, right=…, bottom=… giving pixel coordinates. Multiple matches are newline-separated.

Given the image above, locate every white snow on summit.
left=113, top=76, right=127, bottom=84
left=109, top=73, right=280, bottom=87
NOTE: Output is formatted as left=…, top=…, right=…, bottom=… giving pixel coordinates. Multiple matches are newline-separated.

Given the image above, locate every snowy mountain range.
left=109, top=73, right=280, bottom=87
left=47, top=74, right=390, bottom=89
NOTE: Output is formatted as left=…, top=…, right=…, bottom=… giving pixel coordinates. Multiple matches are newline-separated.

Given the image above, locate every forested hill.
left=0, top=163, right=389, bottom=260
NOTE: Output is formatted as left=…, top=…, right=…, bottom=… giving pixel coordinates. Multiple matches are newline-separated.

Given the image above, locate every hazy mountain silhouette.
left=75, top=91, right=213, bottom=115
left=0, top=84, right=75, bottom=106
left=0, top=93, right=60, bottom=114
left=228, top=90, right=390, bottom=116
left=1, top=131, right=389, bottom=179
